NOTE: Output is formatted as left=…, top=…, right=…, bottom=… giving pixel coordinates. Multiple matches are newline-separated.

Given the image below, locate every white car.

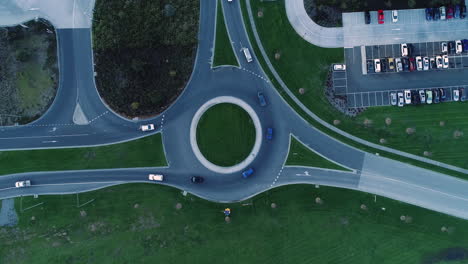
left=440, top=6, right=446, bottom=20
left=436, top=56, right=443, bottom=69
left=401, top=43, right=408, bottom=57
left=453, top=89, right=460, bottom=101
left=392, top=10, right=398, bottom=23
left=419, top=90, right=426, bottom=103
left=416, top=56, right=423, bottom=71
left=423, top=57, right=429, bottom=71
left=333, top=64, right=346, bottom=71
left=404, top=90, right=411, bottom=104
left=395, top=58, right=403, bottom=72
left=15, top=180, right=31, bottom=188
left=148, top=174, right=164, bottom=181
left=426, top=90, right=433, bottom=104
left=442, top=55, right=449, bottom=68
left=374, top=59, right=381, bottom=73
left=140, top=124, right=155, bottom=131
left=397, top=92, right=404, bottom=107
left=228, top=0, right=233, bottom=2
left=456, top=40, right=463, bottom=54
left=441, top=42, right=448, bottom=53
left=390, top=92, right=397, bottom=106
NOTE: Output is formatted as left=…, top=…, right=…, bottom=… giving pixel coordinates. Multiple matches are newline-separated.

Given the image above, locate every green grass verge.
left=16, top=62, right=53, bottom=110
left=5, top=184, right=468, bottom=263
left=239, top=0, right=467, bottom=178
left=0, top=133, right=167, bottom=176
left=196, top=103, right=255, bottom=166
left=286, top=136, right=351, bottom=171
left=213, top=0, right=239, bottom=67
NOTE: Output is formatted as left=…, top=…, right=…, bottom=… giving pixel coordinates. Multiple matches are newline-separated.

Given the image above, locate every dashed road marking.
left=240, top=67, right=270, bottom=83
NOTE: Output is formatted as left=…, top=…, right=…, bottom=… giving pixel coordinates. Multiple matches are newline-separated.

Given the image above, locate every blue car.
left=266, top=128, right=273, bottom=140
left=462, top=39, right=468, bottom=51
left=242, top=168, right=254, bottom=178
left=257, top=92, right=267, bottom=107
left=425, top=8, right=433, bottom=20
left=455, top=5, right=460, bottom=18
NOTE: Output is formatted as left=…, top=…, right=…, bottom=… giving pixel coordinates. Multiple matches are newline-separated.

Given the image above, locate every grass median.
left=5, top=183, right=468, bottom=263
left=196, top=103, right=255, bottom=166
left=0, top=133, right=167, bottom=176
left=213, top=0, right=239, bottom=67
left=242, top=0, right=468, bottom=172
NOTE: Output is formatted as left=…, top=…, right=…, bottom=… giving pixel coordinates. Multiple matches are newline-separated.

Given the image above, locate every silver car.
left=390, top=92, right=397, bottom=105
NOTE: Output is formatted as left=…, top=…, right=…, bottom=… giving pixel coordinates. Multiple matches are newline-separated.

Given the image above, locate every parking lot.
left=332, top=44, right=468, bottom=108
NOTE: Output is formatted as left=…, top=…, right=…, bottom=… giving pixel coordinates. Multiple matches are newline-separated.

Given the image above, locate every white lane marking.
left=0, top=134, right=89, bottom=140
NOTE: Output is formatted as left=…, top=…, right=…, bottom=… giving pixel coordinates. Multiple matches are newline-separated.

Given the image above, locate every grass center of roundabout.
left=196, top=103, right=256, bottom=167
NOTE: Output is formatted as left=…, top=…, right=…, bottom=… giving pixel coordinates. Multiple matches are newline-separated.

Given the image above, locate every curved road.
left=0, top=0, right=466, bottom=219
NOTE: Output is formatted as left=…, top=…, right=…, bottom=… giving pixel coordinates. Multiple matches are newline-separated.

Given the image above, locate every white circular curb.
left=190, top=96, right=262, bottom=174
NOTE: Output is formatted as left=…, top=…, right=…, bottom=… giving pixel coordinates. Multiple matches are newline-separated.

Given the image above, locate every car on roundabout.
left=266, top=128, right=273, bottom=140
left=242, top=168, right=254, bottom=178
left=140, top=124, right=155, bottom=132
left=191, top=176, right=204, bottom=184
left=257, top=92, right=267, bottom=107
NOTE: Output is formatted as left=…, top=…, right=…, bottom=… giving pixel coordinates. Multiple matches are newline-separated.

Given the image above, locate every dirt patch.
left=439, top=121, right=446, bottom=127
left=88, top=222, right=106, bottom=233
left=423, top=151, right=432, bottom=157
left=79, top=210, right=87, bottom=217
left=333, top=119, right=341, bottom=125
left=0, top=199, right=18, bottom=227
left=175, top=203, right=182, bottom=210
left=271, top=203, right=277, bottom=209
left=385, top=117, right=392, bottom=126
left=453, top=130, right=464, bottom=139
left=406, top=127, right=416, bottom=135
left=131, top=214, right=160, bottom=231
left=379, top=138, right=386, bottom=144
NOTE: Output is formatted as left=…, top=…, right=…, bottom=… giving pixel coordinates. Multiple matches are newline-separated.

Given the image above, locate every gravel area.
left=0, top=199, right=18, bottom=227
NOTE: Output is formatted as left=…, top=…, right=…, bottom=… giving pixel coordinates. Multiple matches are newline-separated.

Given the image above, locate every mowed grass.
left=4, top=184, right=468, bottom=263
left=0, top=133, right=166, bottom=176
left=246, top=0, right=468, bottom=169
left=196, top=103, right=255, bottom=166
left=213, top=0, right=239, bottom=67
left=286, top=137, right=351, bottom=171
left=16, top=62, right=53, bottom=110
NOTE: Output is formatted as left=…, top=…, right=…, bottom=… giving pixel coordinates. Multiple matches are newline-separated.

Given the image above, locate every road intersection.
left=0, top=0, right=466, bottom=219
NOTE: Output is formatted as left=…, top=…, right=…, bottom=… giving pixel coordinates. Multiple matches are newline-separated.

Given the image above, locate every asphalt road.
left=0, top=0, right=467, bottom=219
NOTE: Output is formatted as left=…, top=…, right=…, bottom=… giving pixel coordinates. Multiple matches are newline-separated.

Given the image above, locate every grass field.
left=3, top=183, right=468, bottom=263
left=0, top=133, right=166, bottom=176
left=196, top=103, right=255, bottom=166
left=245, top=0, right=468, bottom=170
left=286, top=137, right=350, bottom=171
left=213, top=0, right=239, bottom=67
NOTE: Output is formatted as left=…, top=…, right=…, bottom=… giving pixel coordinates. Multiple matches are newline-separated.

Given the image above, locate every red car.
left=378, top=10, right=385, bottom=24
left=447, top=6, right=454, bottom=19
left=408, top=57, right=416, bottom=72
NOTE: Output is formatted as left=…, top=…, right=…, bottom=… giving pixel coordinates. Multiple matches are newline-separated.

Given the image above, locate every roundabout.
left=190, top=96, right=262, bottom=174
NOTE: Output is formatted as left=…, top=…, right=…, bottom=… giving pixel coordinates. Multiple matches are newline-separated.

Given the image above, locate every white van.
left=148, top=174, right=164, bottom=181
left=243, top=47, right=253, bottom=63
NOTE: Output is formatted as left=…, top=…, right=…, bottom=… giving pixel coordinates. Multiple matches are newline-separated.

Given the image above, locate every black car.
left=434, top=8, right=440, bottom=20
left=426, top=8, right=433, bottom=20
left=439, top=88, right=446, bottom=100
left=407, top=44, right=414, bottom=57
left=461, top=5, right=466, bottom=19
left=430, top=58, right=436, bottom=69
left=402, top=57, right=409, bottom=71
left=411, top=90, right=420, bottom=104
left=191, top=176, right=204, bottom=184
left=461, top=88, right=466, bottom=102
left=367, top=60, right=375, bottom=73
left=381, top=59, right=387, bottom=72
left=365, top=11, right=371, bottom=24
left=433, top=89, right=440, bottom=103
left=448, top=41, right=456, bottom=54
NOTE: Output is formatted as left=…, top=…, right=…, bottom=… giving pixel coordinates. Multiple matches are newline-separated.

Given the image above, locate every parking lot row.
left=346, top=85, right=468, bottom=108
left=365, top=41, right=468, bottom=60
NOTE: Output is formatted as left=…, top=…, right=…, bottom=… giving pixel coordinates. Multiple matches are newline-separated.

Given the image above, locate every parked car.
left=442, top=55, right=449, bottom=68
left=441, top=42, right=448, bottom=53
left=416, top=56, right=423, bottom=71
left=425, top=8, right=433, bottom=20
left=401, top=43, right=409, bottom=57
left=392, top=10, right=398, bottom=22
left=333, top=64, right=346, bottom=71
left=404, top=90, right=411, bottom=104
left=453, top=89, right=460, bottom=101
left=388, top=58, right=395, bottom=70
left=374, top=59, right=381, bottom=73
left=447, top=5, right=454, bottom=19
left=397, top=92, right=404, bottom=107
left=430, top=57, right=436, bottom=69
left=242, top=168, right=254, bottom=178
left=257, top=91, right=267, bottom=106
left=15, top=180, right=31, bottom=188
left=411, top=90, right=420, bottom=104
left=439, top=88, right=446, bottom=100
left=461, top=5, right=466, bottom=19
left=461, top=88, right=466, bottom=102
left=436, top=56, right=443, bottom=68
left=434, top=7, right=441, bottom=20
left=266, top=128, right=273, bottom=140
left=409, top=57, right=416, bottom=72
left=448, top=41, right=456, bottom=54
left=364, top=11, right=371, bottom=24
left=419, top=90, right=426, bottom=103
left=456, top=40, right=463, bottom=54
left=462, top=39, right=468, bottom=51
left=426, top=90, right=433, bottom=104
left=381, top=59, right=388, bottom=72
left=423, top=57, right=429, bottom=70
left=367, top=60, right=375, bottom=73
left=455, top=5, right=461, bottom=18
left=378, top=9, right=385, bottom=24
left=402, top=57, right=409, bottom=71
left=191, top=176, right=204, bottom=184
left=433, top=89, right=440, bottom=103
left=390, top=92, right=397, bottom=106
left=440, top=6, right=446, bottom=20
left=395, top=58, right=403, bottom=72
left=140, top=124, right=155, bottom=131
left=148, top=174, right=163, bottom=181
